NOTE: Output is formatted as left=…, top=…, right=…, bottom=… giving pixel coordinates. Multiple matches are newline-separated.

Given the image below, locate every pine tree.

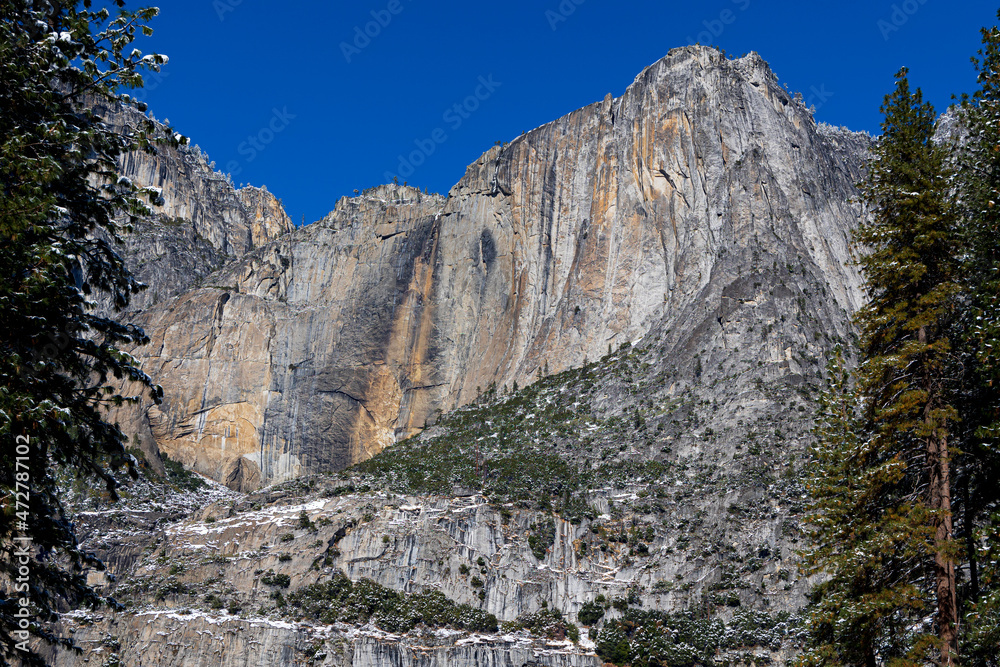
left=799, top=349, right=909, bottom=667
left=953, top=11, right=1000, bottom=664
left=0, top=1, right=176, bottom=663
left=799, top=70, right=963, bottom=666
left=960, top=15, right=1000, bottom=445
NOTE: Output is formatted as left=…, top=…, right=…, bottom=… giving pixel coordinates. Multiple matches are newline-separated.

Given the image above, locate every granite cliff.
left=98, top=101, right=294, bottom=318
left=95, top=101, right=295, bottom=468
left=54, top=45, right=876, bottom=667
left=116, top=46, right=869, bottom=493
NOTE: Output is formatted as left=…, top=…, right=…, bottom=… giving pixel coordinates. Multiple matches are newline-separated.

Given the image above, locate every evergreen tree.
left=799, top=70, right=963, bottom=666
left=0, top=1, right=175, bottom=663
left=960, top=14, right=1000, bottom=445
left=799, top=349, right=913, bottom=667
left=953, top=11, right=1000, bottom=664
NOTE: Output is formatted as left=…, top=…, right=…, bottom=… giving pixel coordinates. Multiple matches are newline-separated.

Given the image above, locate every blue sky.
left=133, top=0, right=999, bottom=225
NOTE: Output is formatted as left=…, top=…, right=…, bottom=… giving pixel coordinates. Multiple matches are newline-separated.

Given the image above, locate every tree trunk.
left=920, top=324, right=959, bottom=665
left=864, top=639, right=877, bottom=667
left=929, top=429, right=959, bottom=666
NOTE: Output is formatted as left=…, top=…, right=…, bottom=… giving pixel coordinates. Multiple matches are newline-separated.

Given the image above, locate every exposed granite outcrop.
left=49, top=610, right=603, bottom=667
left=95, top=102, right=294, bottom=317
left=92, top=103, right=295, bottom=467
left=55, top=471, right=805, bottom=667
left=117, top=185, right=448, bottom=488
left=115, top=47, right=870, bottom=493
left=51, top=45, right=884, bottom=667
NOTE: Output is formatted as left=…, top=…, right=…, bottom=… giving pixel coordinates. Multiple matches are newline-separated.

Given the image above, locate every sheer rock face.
left=57, top=485, right=796, bottom=667
left=99, top=102, right=294, bottom=317
left=52, top=613, right=600, bottom=667
left=238, top=184, right=297, bottom=248
left=125, top=47, right=870, bottom=491
left=125, top=185, right=449, bottom=489
left=97, top=103, right=293, bottom=468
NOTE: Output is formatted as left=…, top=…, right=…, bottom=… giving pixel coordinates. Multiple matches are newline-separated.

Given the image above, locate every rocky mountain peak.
left=236, top=184, right=296, bottom=245
left=114, top=48, right=870, bottom=497
left=98, top=103, right=295, bottom=323
left=322, top=183, right=447, bottom=229
left=58, top=47, right=879, bottom=667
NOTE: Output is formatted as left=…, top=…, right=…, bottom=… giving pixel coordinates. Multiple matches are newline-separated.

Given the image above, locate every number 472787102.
left=13, top=435, right=30, bottom=528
